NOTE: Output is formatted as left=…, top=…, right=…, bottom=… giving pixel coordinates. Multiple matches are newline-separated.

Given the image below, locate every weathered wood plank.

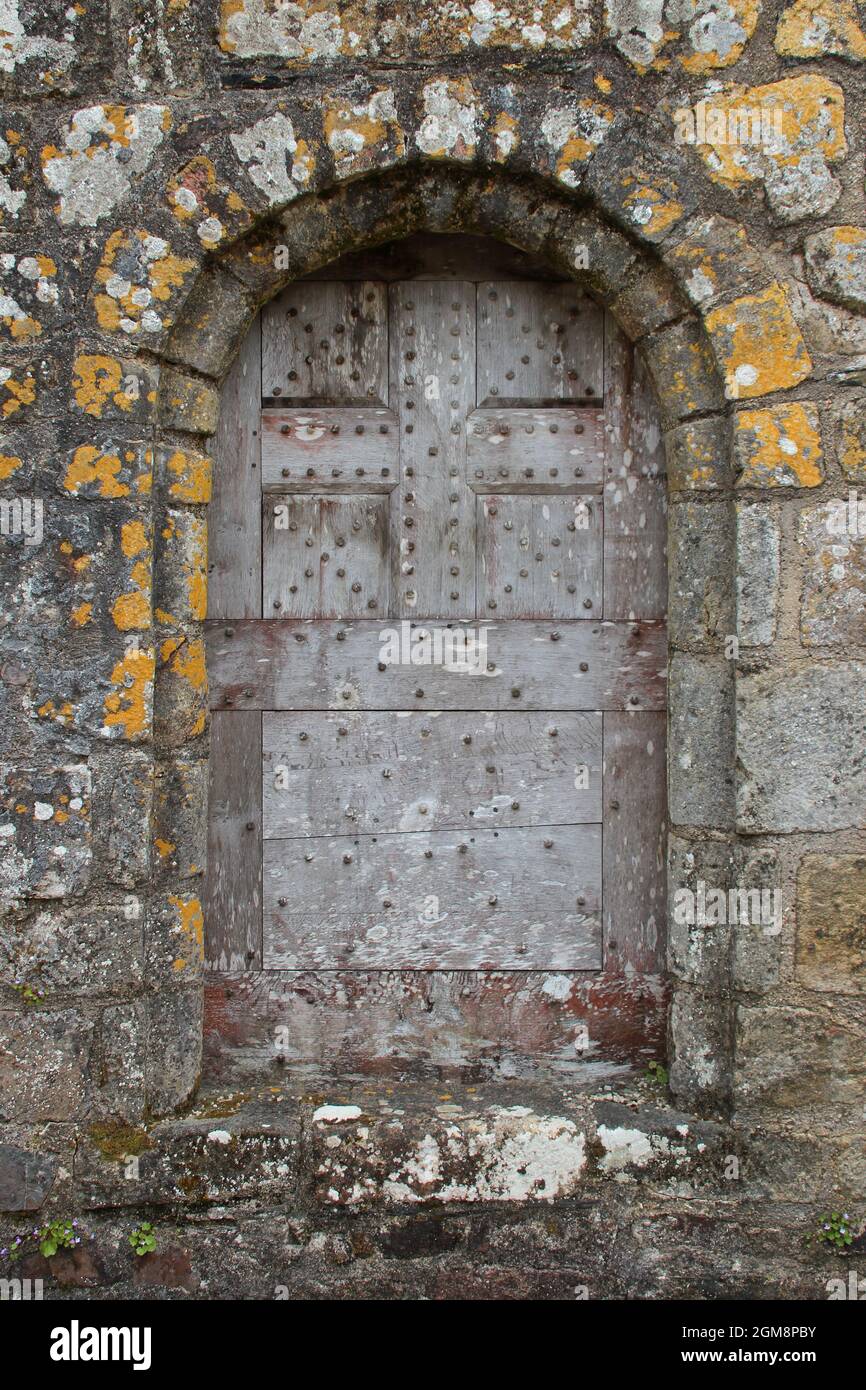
left=262, top=710, right=602, bottom=836
left=262, top=281, right=388, bottom=404
left=478, top=494, right=602, bottom=619
left=203, top=970, right=669, bottom=1082
left=262, top=494, right=390, bottom=620
left=207, top=319, right=261, bottom=621
left=262, top=824, right=602, bottom=970
left=390, top=281, right=477, bottom=620
left=603, top=316, right=667, bottom=621
left=205, top=618, right=667, bottom=711
left=603, top=711, right=667, bottom=973
left=260, top=407, right=398, bottom=492
left=204, top=711, right=263, bottom=970
left=477, top=284, right=604, bottom=405
left=466, top=408, right=605, bottom=493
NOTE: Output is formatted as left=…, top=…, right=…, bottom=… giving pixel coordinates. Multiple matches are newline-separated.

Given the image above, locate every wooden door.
left=204, top=234, right=667, bottom=1081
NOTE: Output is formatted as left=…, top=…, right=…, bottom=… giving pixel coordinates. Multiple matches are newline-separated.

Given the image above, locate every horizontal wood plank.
left=206, top=619, right=666, bottom=711
left=263, top=824, right=601, bottom=970
left=203, top=970, right=669, bottom=1082
left=466, top=408, right=604, bottom=493
left=261, top=407, right=398, bottom=492
left=262, top=710, right=602, bottom=836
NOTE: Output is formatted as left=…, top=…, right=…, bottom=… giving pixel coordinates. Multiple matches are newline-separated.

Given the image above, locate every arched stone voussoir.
left=159, top=162, right=730, bottom=426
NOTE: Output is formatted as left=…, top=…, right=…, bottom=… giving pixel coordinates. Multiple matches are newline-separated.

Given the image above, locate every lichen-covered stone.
left=837, top=398, right=866, bottom=481
left=89, top=229, right=197, bottom=342
left=158, top=370, right=219, bottom=433
left=776, top=0, right=866, bottom=58
left=641, top=318, right=724, bottom=426
left=41, top=106, right=172, bottom=227
left=705, top=284, right=812, bottom=399
left=0, top=764, right=92, bottom=906
left=694, top=76, right=846, bottom=223
left=669, top=500, right=734, bottom=647
left=665, top=416, right=731, bottom=491
left=0, top=1009, right=94, bottom=1121
left=803, top=225, right=866, bottom=315
left=666, top=215, right=769, bottom=310
left=733, top=402, right=823, bottom=487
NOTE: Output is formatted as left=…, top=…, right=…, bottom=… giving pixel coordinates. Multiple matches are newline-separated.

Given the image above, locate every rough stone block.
left=736, top=502, right=780, bottom=647
left=641, top=319, right=724, bottom=428
left=165, top=269, right=256, bottom=380
left=737, top=662, right=866, bottom=832
left=0, top=1010, right=94, bottom=1122
left=798, top=500, right=866, bottom=646
left=145, top=987, right=202, bottom=1117
left=796, top=853, right=866, bottom=994
left=665, top=416, right=731, bottom=492
left=0, top=900, right=143, bottom=998
left=804, top=225, right=866, bottom=314
left=735, top=1003, right=866, bottom=1115
left=733, top=402, right=823, bottom=488
left=669, top=654, right=735, bottom=829
left=158, top=370, right=219, bottom=435
left=669, top=986, right=732, bottom=1109
left=705, top=284, right=812, bottom=400
left=0, top=764, right=92, bottom=906
left=669, top=500, right=734, bottom=648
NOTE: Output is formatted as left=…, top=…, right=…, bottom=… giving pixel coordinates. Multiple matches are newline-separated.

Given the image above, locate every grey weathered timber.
left=206, top=619, right=667, bottom=711
left=262, top=281, right=388, bottom=404
left=477, top=494, right=603, bottom=618
left=260, top=407, right=399, bottom=492
left=603, top=317, right=667, bottom=621
left=262, top=710, right=602, bottom=836
left=477, top=284, right=604, bottom=404
left=390, top=281, right=477, bottom=619
left=262, top=494, right=390, bottom=619
left=204, top=711, right=263, bottom=970
left=263, top=824, right=602, bottom=970
left=208, top=319, right=262, bottom=620
left=602, top=711, right=667, bottom=972
left=466, top=407, right=605, bottom=493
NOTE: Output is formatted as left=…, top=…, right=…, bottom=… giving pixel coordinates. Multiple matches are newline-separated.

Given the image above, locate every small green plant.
left=814, top=1212, right=855, bottom=1253
left=129, top=1223, right=157, bottom=1257
left=646, top=1060, right=669, bottom=1087
left=2, top=1218, right=82, bottom=1263
left=11, top=979, right=45, bottom=1007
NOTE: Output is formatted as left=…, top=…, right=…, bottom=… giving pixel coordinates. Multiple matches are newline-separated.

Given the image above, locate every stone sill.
left=74, top=1074, right=735, bottom=1214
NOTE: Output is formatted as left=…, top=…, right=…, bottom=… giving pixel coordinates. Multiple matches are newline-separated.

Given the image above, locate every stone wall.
left=0, top=0, right=864, bottom=1298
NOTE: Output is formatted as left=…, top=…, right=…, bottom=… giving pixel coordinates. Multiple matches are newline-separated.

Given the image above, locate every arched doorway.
left=202, top=231, right=668, bottom=1083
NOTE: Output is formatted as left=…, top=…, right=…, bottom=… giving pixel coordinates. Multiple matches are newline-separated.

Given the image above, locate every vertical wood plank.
left=603, top=314, right=667, bottom=621
left=603, top=710, right=667, bottom=973
left=390, top=282, right=477, bottom=620
left=208, top=320, right=262, bottom=621
left=204, top=711, right=263, bottom=970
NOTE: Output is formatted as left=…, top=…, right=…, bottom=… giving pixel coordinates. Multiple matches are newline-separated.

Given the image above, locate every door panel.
left=261, top=710, right=602, bottom=836
left=262, top=824, right=602, bottom=970
left=205, top=246, right=668, bottom=1081
left=262, top=494, right=390, bottom=619
left=477, top=494, right=602, bottom=619
left=262, top=281, right=388, bottom=404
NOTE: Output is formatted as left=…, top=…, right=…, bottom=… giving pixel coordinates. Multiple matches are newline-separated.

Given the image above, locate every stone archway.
left=146, top=163, right=739, bottom=1117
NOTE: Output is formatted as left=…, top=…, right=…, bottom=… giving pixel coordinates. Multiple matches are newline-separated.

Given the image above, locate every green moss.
left=89, top=1121, right=155, bottom=1162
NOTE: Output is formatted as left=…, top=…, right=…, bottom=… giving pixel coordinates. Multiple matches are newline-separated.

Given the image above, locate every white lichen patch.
left=596, top=1123, right=671, bottom=1174
left=230, top=112, right=314, bottom=207
left=417, top=79, right=478, bottom=160
left=313, top=1104, right=363, bottom=1123
left=41, top=106, right=171, bottom=227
